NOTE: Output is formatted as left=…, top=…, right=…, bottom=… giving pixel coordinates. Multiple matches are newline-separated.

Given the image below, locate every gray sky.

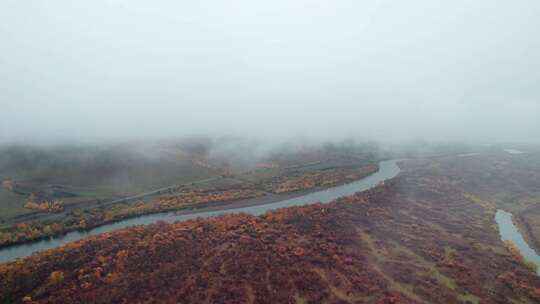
left=1, top=0, right=539, bottom=145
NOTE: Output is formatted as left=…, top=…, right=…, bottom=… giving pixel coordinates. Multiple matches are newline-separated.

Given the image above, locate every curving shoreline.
left=0, top=164, right=379, bottom=249
left=513, top=214, right=540, bottom=256
left=0, top=160, right=401, bottom=263
left=496, top=210, right=540, bottom=275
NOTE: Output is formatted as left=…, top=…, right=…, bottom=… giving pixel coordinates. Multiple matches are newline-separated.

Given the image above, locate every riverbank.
left=514, top=213, right=540, bottom=256
left=0, top=162, right=379, bottom=249
left=0, top=182, right=362, bottom=250
left=173, top=177, right=375, bottom=216
left=496, top=210, right=540, bottom=275
left=0, top=161, right=395, bottom=262
left=4, top=158, right=540, bottom=304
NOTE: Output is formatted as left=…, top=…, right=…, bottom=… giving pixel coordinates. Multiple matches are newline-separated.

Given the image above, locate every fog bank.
left=1, top=0, right=539, bottom=145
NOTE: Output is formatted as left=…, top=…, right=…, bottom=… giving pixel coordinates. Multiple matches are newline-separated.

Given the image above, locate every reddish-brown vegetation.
left=271, top=165, right=378, bottom=193
left=503, top=240, right=539, bottom=272
left=2, top=159, right=540, bottom=303
left=401, top=153, right=540, bottom=255
left=0, top=188, right=263, bottom=248
left=23, top=197, right=64, bottom=213
left=0, top=164, right=379, bottom=249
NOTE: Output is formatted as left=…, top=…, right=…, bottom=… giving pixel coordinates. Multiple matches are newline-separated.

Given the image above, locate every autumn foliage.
left=24, top=199, right=64, bottom=213
left=2, top=162, right=540, bottom=303
left=503, top=240, right=539, bottom=273
left=0, top=165, right=378, bottom=249
left=0, top=188, right=264, bottom=248
left=271, top=165, right=378, bottom=193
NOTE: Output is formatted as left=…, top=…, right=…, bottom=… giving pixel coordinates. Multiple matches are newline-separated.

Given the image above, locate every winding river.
left=495, top=210, right=540, bottom=275
left=3, top=157, right=536, bottom=275
left=0, top=159, right=401, bottom=263
left=458, top=149, right=540, bottom=274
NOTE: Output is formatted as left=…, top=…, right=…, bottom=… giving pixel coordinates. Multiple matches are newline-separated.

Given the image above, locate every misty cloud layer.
left=1, top=0, right=539, bottom=145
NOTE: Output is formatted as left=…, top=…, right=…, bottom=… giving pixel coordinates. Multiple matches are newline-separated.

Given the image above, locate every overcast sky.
left=1, top=0, right=539, bottom=145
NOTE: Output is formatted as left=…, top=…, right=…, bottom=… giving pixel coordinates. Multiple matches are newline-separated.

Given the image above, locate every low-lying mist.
left=1, top=0, right=539, bottom=145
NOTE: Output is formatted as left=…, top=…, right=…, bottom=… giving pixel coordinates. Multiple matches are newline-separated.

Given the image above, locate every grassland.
left=405, top=150, right=540, bottom=255
left=0, top=143, right=220, bottom=221
left=0, top=142, right=380, bottom=247
left=2, top=156, right=540, bottom=303
left=0, top=189, right=29, bottom=221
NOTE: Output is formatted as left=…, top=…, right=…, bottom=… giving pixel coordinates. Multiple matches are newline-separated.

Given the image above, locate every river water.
left=0, top=159, right=401, bottom=263
left=495, top=210, right=540, bottom=275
